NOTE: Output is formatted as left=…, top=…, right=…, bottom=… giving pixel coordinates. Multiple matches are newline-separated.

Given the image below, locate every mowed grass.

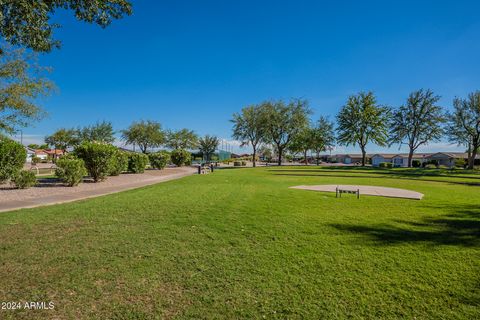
left=0, top=166, right=479, bottom=319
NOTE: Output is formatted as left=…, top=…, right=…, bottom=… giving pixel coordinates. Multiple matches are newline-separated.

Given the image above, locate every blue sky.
left=15, top=0, right=480, bottom=153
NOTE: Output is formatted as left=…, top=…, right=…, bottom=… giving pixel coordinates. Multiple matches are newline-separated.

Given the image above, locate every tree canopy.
left=166, top=128, right=198, bottom=150
left=262, top=99, right=311, bottom=165
left=310, top=116, right=335, bottom=164
left=121, top=120, right=165, bottom=153
left=198, top=135, right=219, bottom=162
left=45, top=128, right=80, bottom=151
left=336, top=92, right=389, bottom=166
left=79, top=121, right=115, bottom=144
left=447, top=91, right=480, bottom=169
left=231, top=104, right=266, bottom=167
left=0, top=0, right=132, bottom=52
left=0, top=46, right=54, bottom=134
left=389, top=89, right=445, bottom=167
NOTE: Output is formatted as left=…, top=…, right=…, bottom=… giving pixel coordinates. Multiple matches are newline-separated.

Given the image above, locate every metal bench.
left=336, top=187, right=360, bottom=199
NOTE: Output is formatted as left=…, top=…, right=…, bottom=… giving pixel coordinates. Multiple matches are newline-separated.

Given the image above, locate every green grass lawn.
left=0, top=166, right=479, bottom=319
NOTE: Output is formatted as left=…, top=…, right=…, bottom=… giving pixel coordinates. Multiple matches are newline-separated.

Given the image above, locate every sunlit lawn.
left=0, top=166, right=479, bottom=319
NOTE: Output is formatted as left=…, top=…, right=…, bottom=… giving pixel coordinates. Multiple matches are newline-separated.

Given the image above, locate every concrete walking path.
left=290, top=184, right=424, bottom=200
left=0, top=167, right=196, bottom=213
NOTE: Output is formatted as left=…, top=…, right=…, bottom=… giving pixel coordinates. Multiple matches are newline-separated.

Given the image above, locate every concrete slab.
left=290, top=184, right=424, bottom=200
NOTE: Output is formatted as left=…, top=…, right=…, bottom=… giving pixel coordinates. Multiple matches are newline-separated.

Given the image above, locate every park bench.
left=336, top=186, right=360, bottom=199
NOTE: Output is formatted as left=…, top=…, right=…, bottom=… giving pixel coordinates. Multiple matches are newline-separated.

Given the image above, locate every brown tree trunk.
left=468, top=147, right=477, bottom=170
left=408, top=148, right=414, bottom=168
left=252, top=147, right=256, bottom=168
left=304, top=150, right=308, bottom=165
left=277, top=147, right=282, bottom=166
left=361, top=146, right=366, bottom=166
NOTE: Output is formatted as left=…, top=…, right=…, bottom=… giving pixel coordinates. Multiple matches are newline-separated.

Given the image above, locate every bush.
left=149, top=151, right=170, bottom=170
left=31, top=156, right=41, bottom=165
left=0, top=138, right=26, bottom=183
left=454, top=158, right=465, bottom=168
left=412, top=160, right=421, bottom=168
left=170, top=149, right=191, bottom=167
left=74, top=142, right=117, bottom=182
left=55, top=156, right=87, bottom=186
left=127, top=152, right=149, bottom=173
left=109, top=149, right=129, bottom=176
left=12, top=170, right=37, bottom=189
left=425, top=164, right=437, bottom=169
left=241, top=161, right=247, bottom=166
left=379, top=162, right=393, bottom=168
left=234, top=161, right=241, bottom=166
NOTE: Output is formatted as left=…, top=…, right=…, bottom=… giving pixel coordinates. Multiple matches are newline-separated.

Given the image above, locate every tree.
left=389, top=89, right=445, bottom=167
left=28, top=143, right=49, bottom=149
left=311, top=116, right=335, bottom=165
left=447, top=91, right=480, bottom=169
left=121, top=120, right=165, bottom=153
left=289, top=126, right=313, bottom=165
left=258, top=145, right=273, bottom=162
left=79, top=121, right=115, bottom=143
left=0, top=1, right=132, bottom=52
left=0, top=136, right=26, bottom=183
left=198, top=135, right=219, bottom=162
left=166, top=128, right=198, bottom=150
left=261, top=99, right=311, bottom=165
left=0, top=47, right=54, bottom=134
left=231, top=104, right=266, bottom=167
left=45, top=128, right=80, bottom=152
left=336, top=92, right=390, bottom=166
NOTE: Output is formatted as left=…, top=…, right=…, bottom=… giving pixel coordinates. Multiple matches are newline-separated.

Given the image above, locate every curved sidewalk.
left=0, top=167, right=196, bottom=213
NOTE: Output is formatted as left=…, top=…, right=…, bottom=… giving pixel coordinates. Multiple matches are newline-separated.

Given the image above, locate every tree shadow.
left=330, top=204, right=480, bottom=247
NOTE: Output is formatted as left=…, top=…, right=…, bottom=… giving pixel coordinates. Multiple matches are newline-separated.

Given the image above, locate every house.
left=34, top=149, right=48, bottom=161
left=45, top=149, right=65, bottom=160
left=25, top=147, right=36, bottom=163
left=424, top=152, right=469, bottom=167
left=372, top=153, right=433, bottom=167
left=329, top=154, right=367, bottom=164
left=371, top=154, right=395, bottom=167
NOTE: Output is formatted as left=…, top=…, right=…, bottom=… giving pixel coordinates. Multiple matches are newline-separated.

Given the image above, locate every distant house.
left=372, top=153, right=432, bottom=167
left=25, top=147, right=36, bottom=163
left=34, top=149, right=48, bottom=161
left=329, top=154, right=366, bottom=164
left=45, top=149, right=65, bottom=160
left=371, top=154, right=395, bottom=166
left=424, top=152, right=469, bottom=167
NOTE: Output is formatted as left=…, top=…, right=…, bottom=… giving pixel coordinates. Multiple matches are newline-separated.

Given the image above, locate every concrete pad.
left=290, top=185, right=423, bottom=200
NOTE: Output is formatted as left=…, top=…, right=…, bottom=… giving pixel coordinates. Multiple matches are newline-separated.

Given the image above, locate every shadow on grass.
left=330, top=204, right=480, bottom=247
left=270, top=172, right=480, bottom=187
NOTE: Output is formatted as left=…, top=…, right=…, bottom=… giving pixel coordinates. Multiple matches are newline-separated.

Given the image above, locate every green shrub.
left=234, top=161, right=241, bottom=167
left=379, top=162, right=393, bottom=168
left=412, top=160, right=421, bottom=168
left=127, top=152, right=149, bottom=173
left=241, top=161, right=247, bottom=166
left=109, top=149, right=129, bottom=176
left=438, top=165, right=450, bottom=169
left=170, top=149, right=191, bottom=167
left=149, top=151, right=170, bottom=170
left=12, top=170, right=37, bottom=189
left=31, top=156, right=41, bottom=165
left=74, top=142, right=117, bottom=182
left=425, top=164, right=437, bottom=169
left=454, top=158, right=465, bottom=168
left=0, top=138, right=26, bottom=183
left=55, top=156, right=87, bottom=186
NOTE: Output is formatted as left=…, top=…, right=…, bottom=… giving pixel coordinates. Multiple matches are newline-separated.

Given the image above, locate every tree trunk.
left=468, top=147, right=477, bottom=170
left=252, top=146, right=256, bottom=168
left=408, top=148, right=414, bottom=168
left=316, top=151, right=320, bottom=165
left=277, top=147, right=282, bottom=166
left=361, top=146, right=366, bottom=166
left=304, top=150, right=308, bottom=165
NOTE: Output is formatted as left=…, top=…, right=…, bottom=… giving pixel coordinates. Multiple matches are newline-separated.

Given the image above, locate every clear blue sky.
left=18, top=0, right=480, bottom=153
